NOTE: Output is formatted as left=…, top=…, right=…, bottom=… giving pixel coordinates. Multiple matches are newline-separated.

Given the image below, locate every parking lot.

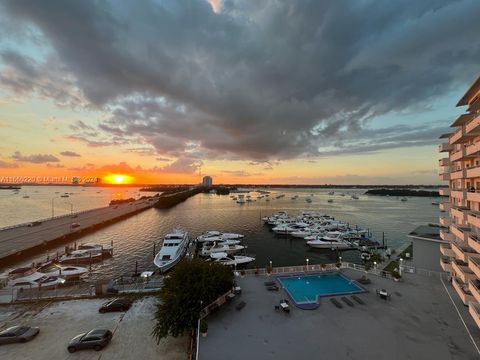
left=0, top=297, right=188, bottom=359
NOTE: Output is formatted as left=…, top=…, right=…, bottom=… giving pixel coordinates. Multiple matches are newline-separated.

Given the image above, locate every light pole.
left=269, top=260, right=272, bottom=273
left=306, top=258, right=309, bottom=272
left=373, top=261, right=377, bottom=270
left=339, top=256, right=342, bottom=264
left=399, top=258, right=403, bottom=276
left=65, top=202, right=73, bottom=216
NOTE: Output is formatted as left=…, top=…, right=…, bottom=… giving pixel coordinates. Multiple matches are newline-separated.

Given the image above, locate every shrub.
left=200, top=320, right=208, bottom=334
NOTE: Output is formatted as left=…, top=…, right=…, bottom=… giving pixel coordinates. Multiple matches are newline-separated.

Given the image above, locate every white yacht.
left=236, top=195, right=246, bottom=204
left=197, top=231, right=244, bottom=243
left=8, top=272, right=65, bottom=290
left=39, top=265, right=88, bottom=280
left=210, top=252, right=255, bottom=266
left=59, top=250, right=103, bottom=264
left=153, top=228, right=189, bottom=273
left=200, top=243, right=245, bottom=257
left=306, top=232, right=351, bottom=249
left=77, top=243, right=113, bottom=255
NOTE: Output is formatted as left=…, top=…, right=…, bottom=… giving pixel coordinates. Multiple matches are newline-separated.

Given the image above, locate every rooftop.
left=200, top=269, right=480, bottom=360
left=408, top=224, right=445, bottom=243
left=457, top=76, right=480, bottom=107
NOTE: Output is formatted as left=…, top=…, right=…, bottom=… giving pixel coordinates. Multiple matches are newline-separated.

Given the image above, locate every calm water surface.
left=0, top=187, right=440, bottom=279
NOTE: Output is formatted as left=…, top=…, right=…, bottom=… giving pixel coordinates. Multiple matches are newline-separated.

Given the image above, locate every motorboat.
left=39, top=265, right=88, bottom=280
left=351, top=195, right=359, bottom=200
left=22, top=195, right=30, bottom=199
left=8, top=272, right=65, bottom=290
left=328, top=191, right=334, bottom=196
left=236, top=195, right=246, bottom=204
left=328, top=199, right=334, bottom=203
left=60, top=194, right=69, bottom=198
left=401, top=197, right=408, bottom=202
left=200, top=243, right=245, bottom=257
left=153, top=228, right=189, bottom=273
left=209, top=252, right=255, bottom=266
left=305, top=197, right=312, bottom=203
left=59, top=250, right=103, bottom=265
left=306, top=237, right=351, bottom=249
left=77, top=243, right=113, bottom=255
left=197, top=231, right=244, bottom=243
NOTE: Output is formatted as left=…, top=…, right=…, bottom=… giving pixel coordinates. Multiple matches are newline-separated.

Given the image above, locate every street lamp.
left=373, top=261, right=377, bottom=269
left=399, top=258, right=403, bottom=276
left=339, top=256, right=342, bottom=263
left=306, top=258, right=309, bottom=272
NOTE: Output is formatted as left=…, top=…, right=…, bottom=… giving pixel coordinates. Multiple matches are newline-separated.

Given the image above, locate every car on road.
left=99, top=298, right=133, bottom=313
left=71, top=223, right=80, bottom=228
left=0, top=326, right=40, bottom=345
left=67, top=329, right=112, bottom=353
left=27, top=221, right=42, bottom=227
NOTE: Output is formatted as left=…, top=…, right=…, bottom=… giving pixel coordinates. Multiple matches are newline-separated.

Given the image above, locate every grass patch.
left=383, top=260, right=399, bottom=273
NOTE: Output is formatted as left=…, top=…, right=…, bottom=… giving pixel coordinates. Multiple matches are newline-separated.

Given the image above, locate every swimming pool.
left=277, top=272, right=366, bottom=307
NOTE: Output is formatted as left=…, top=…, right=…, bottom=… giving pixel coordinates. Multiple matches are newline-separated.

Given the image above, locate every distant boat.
left=401, top=198, right=408, bottom=202
left=22, top=195, right=30, bottom=199
left=328, top=199, right=333, bottom=203
left=351, top=195, right=359, bottom=200
left=60, top=194, right=69, bottom=198
left=432, top=202, right=439, bottom=205
left=306, top=197, right=312, bottom=203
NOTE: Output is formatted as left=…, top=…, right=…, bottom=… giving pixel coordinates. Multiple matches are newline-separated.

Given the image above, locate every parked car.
left=99, top=298, right=132, bottom=313
left=0, top=326, right=40, bottom=345
left=67, top=329, right=112, bottom=353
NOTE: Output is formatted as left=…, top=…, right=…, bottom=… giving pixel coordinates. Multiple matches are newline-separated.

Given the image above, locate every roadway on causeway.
left=0, top=198, right=155, bottom=261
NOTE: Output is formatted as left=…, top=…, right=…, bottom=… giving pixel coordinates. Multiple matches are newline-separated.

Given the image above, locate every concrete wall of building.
left=412, top=238, right=443, bottom=272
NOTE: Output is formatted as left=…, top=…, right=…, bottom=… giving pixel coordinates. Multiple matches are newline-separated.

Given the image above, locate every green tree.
left=152, top=259, right=233, bottom=342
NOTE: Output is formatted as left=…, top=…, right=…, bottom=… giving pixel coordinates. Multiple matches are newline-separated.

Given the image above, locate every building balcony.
left=467, top=191, right=480, bottom=203
left=450, top=127, right=465, bottom=145
left=440, top=229, right=455, bottom=241
left=469, top=257, right=480, bottom=279
left=440, top=216, right=452, bottom=227
left=451, top=168, right=467, bottom=180
left=469, top=280, right=480, bottom=305
left=452, top=259, right=476, bottom=283
left=439, top=158, right=451, bottom=167
left=452, top=277, right=475, bottom=305
left=439, top=202, right=451, bottom=212
left=439, top=173, right=451, bottom=181
left=469, top=302, right=480, bottom=329
left=451, top=241, right=476, bottom=262
left=468, top=235, right=480, bottom=253
left=450, top=147, right=466, bottom=162
left=466, top=113, right=480, bottom=135
left=451, top=207, right=469, bottom=223
left=440, top=243, right=455, bottom=257
left=439, top=143, right=453, bottom=152
left=466, top=141, right=480, bottom=156
left=466, top=166, right=480, bottom=179
left=468, top=212, right=480, bottom=230
left=440, top=257, right=453, bottom=272
left=450, top=189, right=467, bottom=201
left=439, top=188, right=450, bottom=196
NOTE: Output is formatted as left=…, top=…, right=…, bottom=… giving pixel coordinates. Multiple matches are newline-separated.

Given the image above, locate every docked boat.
left=306, top=237, right=351, bottom=249
left=200, top=243, right=245, bottom=257
left=209, top=252, right=255, bottom=266
left=236, top=195, right=246, bottom=204
left=153, top=228, right=189, bottom=273
left=77, top=243, right=113, bottom=255
left=305, top=197, right=312, bottom=203
left=59, top=250, right=103, bottom=265
left=401, top=197, right=408, bottom=202
left=197, top=231, right=244, bottom=243
left=328, top=191, right=334, bottom=196
left=351, top=195, right=359, bottom=200
left=39, top=265, right=88, bottom=280
left=8, top=272, right=65, bottom=290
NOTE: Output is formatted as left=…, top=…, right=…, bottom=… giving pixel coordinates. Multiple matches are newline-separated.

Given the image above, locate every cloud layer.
left=1, top=0, right=479, bottom=163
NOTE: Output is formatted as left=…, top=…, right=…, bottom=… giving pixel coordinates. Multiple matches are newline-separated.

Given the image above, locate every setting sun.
left=104, top=174, right=134, bottom=185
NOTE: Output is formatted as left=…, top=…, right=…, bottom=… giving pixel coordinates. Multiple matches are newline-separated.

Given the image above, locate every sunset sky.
left=0, top=0, right=479, bottom=185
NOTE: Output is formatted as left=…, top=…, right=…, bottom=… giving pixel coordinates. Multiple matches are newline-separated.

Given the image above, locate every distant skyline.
left=0, top=0, right=479, bottom=185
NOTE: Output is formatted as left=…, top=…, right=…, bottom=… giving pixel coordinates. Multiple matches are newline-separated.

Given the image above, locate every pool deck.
left=199, top=269, right=480, bottom=360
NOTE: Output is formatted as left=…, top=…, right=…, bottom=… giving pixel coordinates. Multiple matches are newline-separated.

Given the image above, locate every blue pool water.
left=277, top=272, right=365, bottom=304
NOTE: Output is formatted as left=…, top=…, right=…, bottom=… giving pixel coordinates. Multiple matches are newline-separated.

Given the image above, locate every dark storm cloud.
left=12, top=151, right=59, bottom=163
left=1, top=0, right=479, bottom=160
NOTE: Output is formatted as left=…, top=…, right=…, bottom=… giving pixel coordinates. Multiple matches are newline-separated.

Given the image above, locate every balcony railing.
left=451, top=241, right=474, bottom=262
left=468, top=211, right=480, bottom=230
left=439, top=202, right=451, bottom=212
left=439, top=143, right=453, bottom=152
left=439, top=188, right=450, bottom=196
left=452, top=277, right=475, bottom=305
left=466, top=141, right=480, bottom=156
left=440, top=216, right=452, bottom=227
left=451, top=168, right=467, bottom=180
left=468, top=235, right=480, bottom=253
left=440, top=257, right=453, bottom=272
left=440, top=243, right=455, bottom=257
left=450, top=147, right=466, bottom=162
left=469, top=301, right=480, bottom=329
left=439, top=158, right=451, bottom=167
left=440, top=229, right=455, bottom=241
left=467, top=190, right=480, bottom=203
left=450, top=189, right=467, bottom=200
left=466, top=165, right=480, bottom=179
left=450, top=127, right=465, bottom=145
left=452, top=259, right=476, bottom=283
left=466, top=113, right=480, bottom=135
left=469, top=257, right=480, bottom=279
left=451, top=207, right=469, bottom=223
left=469, top=279, right=480, bottom=305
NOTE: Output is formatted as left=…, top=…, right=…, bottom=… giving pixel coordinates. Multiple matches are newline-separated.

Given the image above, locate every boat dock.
left=0, top=198, right=156, bottom=265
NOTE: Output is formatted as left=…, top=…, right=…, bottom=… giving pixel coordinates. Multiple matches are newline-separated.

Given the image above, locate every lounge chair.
left=264, top=281, right=276, bottom=286
left=356, top=276, right=371, bottom=285
left=236, top=301, right=246, bottom=310
left=330, top=298, right=343, bottom=309
left=351, top=295, right=365, bottom=305
left=341, top=297, right=354, bottom=307
left=267, top=285, right=279, bottom=291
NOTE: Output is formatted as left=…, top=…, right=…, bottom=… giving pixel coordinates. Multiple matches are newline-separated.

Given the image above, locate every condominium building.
left=439, top=76, right=480, bottom=328
left=202, top=176, right=213, bottom=187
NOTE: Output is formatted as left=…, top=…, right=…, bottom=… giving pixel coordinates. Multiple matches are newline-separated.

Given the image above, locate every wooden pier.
left=0, top=198, right=156, bottom=265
